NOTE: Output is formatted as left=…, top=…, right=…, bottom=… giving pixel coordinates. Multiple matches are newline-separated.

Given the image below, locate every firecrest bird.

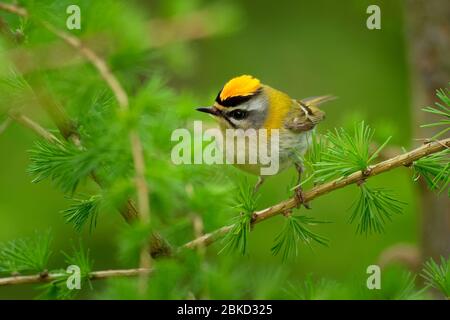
left=196, top=75, right=334, bottom=208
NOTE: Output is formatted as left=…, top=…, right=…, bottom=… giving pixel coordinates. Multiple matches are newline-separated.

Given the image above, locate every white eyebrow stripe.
left=246, top=104, right=260, bottom=111
left=245, top=94, right=266, bottom=111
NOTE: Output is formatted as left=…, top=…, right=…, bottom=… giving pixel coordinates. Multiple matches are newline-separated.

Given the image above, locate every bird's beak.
left=196, top=106, right=221, bottom=117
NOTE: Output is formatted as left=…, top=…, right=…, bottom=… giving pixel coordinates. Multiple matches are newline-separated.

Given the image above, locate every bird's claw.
left=294, top=186, right=311, bottom=209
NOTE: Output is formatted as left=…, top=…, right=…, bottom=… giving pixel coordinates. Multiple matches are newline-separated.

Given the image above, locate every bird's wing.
left=284, top=95, right=333, bottom=133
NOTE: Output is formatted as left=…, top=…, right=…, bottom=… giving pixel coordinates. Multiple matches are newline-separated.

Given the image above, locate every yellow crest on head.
left=220, top=75, right=261, bottom=101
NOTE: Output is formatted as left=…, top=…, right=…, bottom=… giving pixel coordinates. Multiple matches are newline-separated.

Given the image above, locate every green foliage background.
left=0, top=0, right=446, bottom=299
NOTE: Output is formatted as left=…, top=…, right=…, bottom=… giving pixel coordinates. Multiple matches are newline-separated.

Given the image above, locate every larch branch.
left=8, top=111, right=59, bottom=143
left=183, top=138, right=450, bottom=250
left=0, top=1, right=150, bottom=223
left=0, top=268, right=152, bottom=286
left=0, top=2, right=156, bottom=268
left=0, top=2, right=27, bottom=16
left=33, top=4, right=153, bottom=283
left=5, top=9, right=227, bottom=75
left=41, top=10, right=151, bottom=228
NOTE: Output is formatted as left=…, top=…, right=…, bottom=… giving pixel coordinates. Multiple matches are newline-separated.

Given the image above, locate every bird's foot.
left=294, top=185, right=311, bottom=209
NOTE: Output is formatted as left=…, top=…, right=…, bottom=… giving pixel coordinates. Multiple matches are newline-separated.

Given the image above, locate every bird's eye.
left=229, top=109, right=248, bottom=120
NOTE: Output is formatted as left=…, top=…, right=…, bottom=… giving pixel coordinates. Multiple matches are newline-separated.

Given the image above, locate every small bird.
left=196, top=75, right=334, bottom=207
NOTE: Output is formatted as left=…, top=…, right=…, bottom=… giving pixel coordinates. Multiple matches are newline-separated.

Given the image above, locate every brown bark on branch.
left=7, top=111, right=58, bottom=143
left=0, top=268, right=152, bottom=286
left=184, top=138, right=450, bottom=250
left=0, top=2, right=27, bottom=16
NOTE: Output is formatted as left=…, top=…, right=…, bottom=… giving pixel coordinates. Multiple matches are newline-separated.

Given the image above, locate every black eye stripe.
left=229, top=109, right=248, bottom=120
left=222, top=114, right=237, bottom=128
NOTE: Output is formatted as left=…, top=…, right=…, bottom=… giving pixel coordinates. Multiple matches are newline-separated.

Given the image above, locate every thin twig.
left=0, top=3, right=153, bottom=278
left=0, top=2, right=27, bottom=16
left=190, top=213, right=206, bottom=256
left=8, top=109, right=140, bottom=223
left=183, top=138, right=450, bottom=250
left=0, top=116, right=12, bottom=135
left=36, top=5, right=152, bottom=286
left=8, top=111, right=59, bottom=143
left=6, top=9, right=225, bottom=74
left=0, top=268, right=152, bottom=286
left=38, top=9, right=151, bottom=227
left=41, top=22, right=129, bottom=110
left=0, top=1, right=150, bottom=220
left=0, top=2, right=140, bottom=223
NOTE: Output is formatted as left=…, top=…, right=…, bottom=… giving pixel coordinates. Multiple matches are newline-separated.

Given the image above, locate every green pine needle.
left=39, top=241, right=94, bottom=300
left=412, top=149, right=449, bottom=194
left=378, top=268, right=423, bottom=300
left=285, top=275, right=340, bottom=300
left=420, top=87, right=450, bottom=139
left=37, top=275, right=75, bottom=300
left=118, top=222, right=154, bottom=265
left=386, top=272, right=420, bottom=300
left=63, top=241, right=93, bottom=278
left=232, top=179, right=258, bottom=214
left=421, top=256, right=450, bottom=298
left=314, top=121, right=391, bottom=184
left=294, top=133, right=328, bottom=180
left=349, top=184, right=404, bottom=235
left=0, top=231, right=52, bottom=274
left=219, top=180, right=257, bottom=255
left=62, top=195, right=101, bottom=232
left=28, top=140, right=99, bottom=194
left=305, top=133, right=328, bottom=166
left=219, top=213, right=252, bottom=256
left=271, top=215, right=329, bottom=261
left=0, top=70, right=32, bottom=109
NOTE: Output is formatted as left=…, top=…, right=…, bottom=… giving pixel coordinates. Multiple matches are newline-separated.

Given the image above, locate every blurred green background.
left=0, top=0, right=435, bottom=299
